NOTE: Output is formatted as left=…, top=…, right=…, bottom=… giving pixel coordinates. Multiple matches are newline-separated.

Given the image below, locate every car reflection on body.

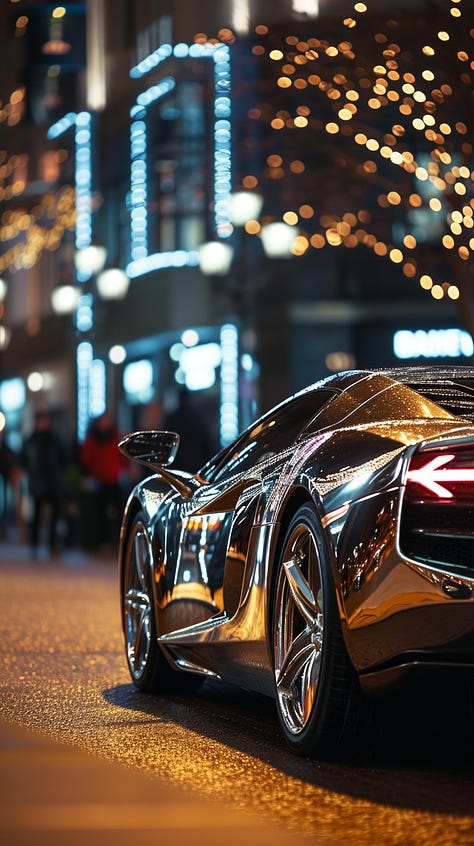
left=118, top=368, right=474, bottom=758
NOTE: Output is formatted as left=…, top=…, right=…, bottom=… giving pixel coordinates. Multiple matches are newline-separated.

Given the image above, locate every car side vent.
left=377, top=370, right=474, bottom=420
left=416, top=384, right=474, bottom=419
left=406, top=382, right=474, bottom=420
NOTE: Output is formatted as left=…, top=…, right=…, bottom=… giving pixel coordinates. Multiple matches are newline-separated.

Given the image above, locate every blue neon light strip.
left=130, top=77, right=176, bottom=265
left=127, top=42, right=232, bottom=278
left=127, top=250, right=200, bottom=279
left=47, top=111, right=106, bottom=439
left=77, top=341, right=93, bottom=442
left=75, top=112, right=93, bottom=252
left=47, top=112, right=77, bottom=139
left=89, top=359, right=106, bottom=418
left=220, top=323, right=239, bottom=445
left=212, top=47, right=232, bottom=239
left=47, top=111, right=93, bottom=254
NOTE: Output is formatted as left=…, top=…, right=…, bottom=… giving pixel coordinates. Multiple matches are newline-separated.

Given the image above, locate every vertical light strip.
left=77, top=341, right=93, bottom=441
left=47, top=111, right=94, bottom=253
left=74, top=111, right=93, bottom=252
left=48, top=111, right=105, bottom=439
left=86, top=0, right=106, bottom=111
left=220, top=323, right=239, bottom=445
left=292, top=0, right=319, bottom=15
left=130, top=77, right=176, bottom=265
left=130, top=116, right=148, bottom=260
left=213, top=45, right=232, bottom=238
left=89, top=358, right=107, bottom=417
left=127, top=42, right=232, bottom=278
left=230, top=0, right=250, bottom=35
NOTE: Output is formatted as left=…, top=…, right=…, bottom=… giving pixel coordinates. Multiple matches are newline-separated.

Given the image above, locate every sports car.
left=118, top=367, right=474, bottom=757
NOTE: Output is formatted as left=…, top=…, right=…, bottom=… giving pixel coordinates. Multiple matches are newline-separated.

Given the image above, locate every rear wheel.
left=122, top=511, right=202, bottom=693
left=272, top=504, right=361, bottom=757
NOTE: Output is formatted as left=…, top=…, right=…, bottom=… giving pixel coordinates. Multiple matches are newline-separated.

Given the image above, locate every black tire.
left=272, top=503, right=362, bottom=757
left=121, top=510, right=202, bottom=693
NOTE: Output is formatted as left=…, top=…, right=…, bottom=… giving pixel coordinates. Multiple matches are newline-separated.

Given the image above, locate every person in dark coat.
left=162, top=388, right=214, bottom=474
left=21, top=411, right=66, bottom=555
left=0, top=428, right=20, bottom=539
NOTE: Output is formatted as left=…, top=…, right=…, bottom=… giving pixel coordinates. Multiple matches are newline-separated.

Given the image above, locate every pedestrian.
left=80, top=412, right=124, bottom=552
left=162, top=388, right=214, bottom=473
left=140, top=399, right=165, bottom=431
left=0, top=427, right=20, bottom=540
left=21, top=410, right=66, bottom=556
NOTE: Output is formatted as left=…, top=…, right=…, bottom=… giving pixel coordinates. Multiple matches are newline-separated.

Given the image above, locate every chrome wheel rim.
left=273, top=520, right=324, bottom=735
left=124, top=521, right=153, bottom=680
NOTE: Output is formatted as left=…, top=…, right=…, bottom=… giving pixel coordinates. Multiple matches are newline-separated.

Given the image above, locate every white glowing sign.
left=0, top=378, right=25, bottom=413
left=178, top=343, right=222, bottom=391
left=393, top=329, right=474, bottom=360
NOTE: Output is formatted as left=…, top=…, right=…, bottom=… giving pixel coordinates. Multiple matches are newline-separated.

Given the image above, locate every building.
left=0, top=0, right=473, bottom=453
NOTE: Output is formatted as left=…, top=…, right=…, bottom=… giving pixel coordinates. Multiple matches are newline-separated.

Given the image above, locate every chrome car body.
left=118, top=368, right=474, bottom=756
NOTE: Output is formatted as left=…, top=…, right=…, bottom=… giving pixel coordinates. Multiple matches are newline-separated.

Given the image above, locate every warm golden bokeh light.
left=420, top=275, right=433, bottom=290
left=244, top=220, right=261, bottom=235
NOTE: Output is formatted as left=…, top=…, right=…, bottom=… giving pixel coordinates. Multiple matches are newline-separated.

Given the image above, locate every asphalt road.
left=0, top=543, right=473, bottom=846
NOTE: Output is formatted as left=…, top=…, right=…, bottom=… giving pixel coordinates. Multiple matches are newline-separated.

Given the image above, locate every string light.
left=0, top=187, right=75, bottom=274
left=253, top=1, right=473, bottom=307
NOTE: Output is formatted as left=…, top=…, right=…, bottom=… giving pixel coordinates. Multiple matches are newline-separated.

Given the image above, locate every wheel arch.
left=119, top=495, right=145, bottom=615
left=267, top=487, right=314, bottom=618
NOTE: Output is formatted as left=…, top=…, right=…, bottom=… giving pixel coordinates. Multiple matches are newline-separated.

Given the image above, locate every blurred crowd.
left=0, top=389, right=214, bottom=559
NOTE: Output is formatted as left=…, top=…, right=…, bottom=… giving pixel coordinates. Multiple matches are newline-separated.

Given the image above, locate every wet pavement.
left=0, top=719, right=308, bottom=846
left=0, top=542, right=306, bottom=846
left=0, top=541, right=473, bottom=846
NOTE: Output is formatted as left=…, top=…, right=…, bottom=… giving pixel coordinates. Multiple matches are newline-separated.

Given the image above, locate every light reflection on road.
left=0, top=552, right=472, bottom=846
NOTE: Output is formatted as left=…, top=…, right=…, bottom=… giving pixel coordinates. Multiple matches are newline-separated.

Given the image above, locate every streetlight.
left=260, top=221, right=298, bottom=258
left=51, top=284, right=81, bottom=315
left=198, top=191, right=298, bottom=432
left=198, top=194, right=298, bottom=276
left=52, top=244, right=130, bottom=317
left=69, top=243, right=130, bottom=441
left=74, top=244, right=107, bottom=278
left=198, top=240, right=234, bottom=277
left=0, top=326, right=11, bottom=351
left=229, top=191, right=264, bottom=227
left=74, top=245, right=130, bottom=300
left=96, top=267, right=130, bottom=300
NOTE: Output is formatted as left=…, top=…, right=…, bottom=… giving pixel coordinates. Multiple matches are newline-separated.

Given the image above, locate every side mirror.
left=118, top=430, right=204, bottom=499
left=118, top=430, right=180, bottom=468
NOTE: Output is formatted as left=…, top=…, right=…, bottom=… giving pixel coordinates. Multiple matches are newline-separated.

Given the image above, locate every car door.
left=169, top=388, right=338, bottom=623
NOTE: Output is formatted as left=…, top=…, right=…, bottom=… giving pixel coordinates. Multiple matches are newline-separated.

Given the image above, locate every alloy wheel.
left=123, top=520, right=154, bottom=681
left=273, top=519, right=324, bottom=735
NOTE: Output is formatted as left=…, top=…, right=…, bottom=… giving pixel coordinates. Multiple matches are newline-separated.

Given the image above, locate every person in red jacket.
left=80, top=412, right=124, bottom=552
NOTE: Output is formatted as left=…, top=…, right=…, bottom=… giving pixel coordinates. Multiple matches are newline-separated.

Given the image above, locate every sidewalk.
left=0, top=719, right=306, bottom=846
left=0, top=542, right=309, bottom=846
left=0, top=539, right=117, bottom=567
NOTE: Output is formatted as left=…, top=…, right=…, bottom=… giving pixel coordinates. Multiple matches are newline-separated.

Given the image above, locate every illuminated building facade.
left=0, top=0, right=473, bottom=450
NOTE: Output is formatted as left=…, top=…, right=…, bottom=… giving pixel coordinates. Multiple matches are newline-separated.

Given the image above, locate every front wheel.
left=122, top=510, right=202, bottom=693
left=272, top=504, right=361, bottom=757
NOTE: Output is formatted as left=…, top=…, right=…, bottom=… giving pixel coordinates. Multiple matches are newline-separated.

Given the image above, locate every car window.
left=209, top=389, right=336, bottom=482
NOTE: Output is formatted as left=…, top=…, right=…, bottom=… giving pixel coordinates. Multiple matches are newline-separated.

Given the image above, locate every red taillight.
left=405, top=447, right=474, bottom=501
